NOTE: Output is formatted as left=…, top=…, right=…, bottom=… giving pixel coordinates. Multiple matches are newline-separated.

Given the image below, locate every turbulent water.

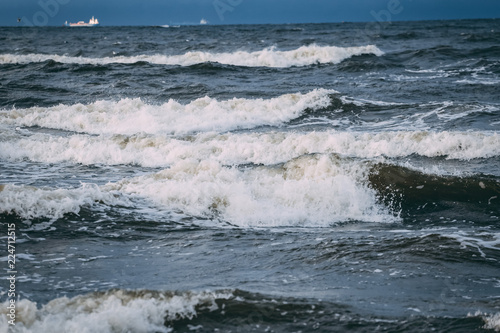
left=0, top=19, right=499, bottom=332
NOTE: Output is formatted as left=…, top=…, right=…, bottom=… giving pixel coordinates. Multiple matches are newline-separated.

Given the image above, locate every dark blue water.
left=0, top=20, right=499, bottom=332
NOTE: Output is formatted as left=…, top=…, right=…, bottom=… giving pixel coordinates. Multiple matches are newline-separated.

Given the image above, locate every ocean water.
left=0, top=19, right=499, bottom=332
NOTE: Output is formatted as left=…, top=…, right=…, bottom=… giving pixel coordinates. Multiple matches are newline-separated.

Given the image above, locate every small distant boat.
left=64, top=16, right=99, bottom=27
left=200, top=18, right=208, bottom=25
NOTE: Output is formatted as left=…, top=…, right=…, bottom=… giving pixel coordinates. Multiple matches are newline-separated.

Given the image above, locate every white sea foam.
left=0, top=183, right=127, bottom=220
left=104, top=154, right=395, bottom=227
left=469, top=311, right=500, bottom=331
left=443, top=232, right=500, bottom=258
left=456, top=78, right=500, bottom=85
left=0, top=89, right=334, bottom=135
left=483, top=313, right=500, bottom=331
left=0, top=44, right=383, bottom=68
left=0, top=290, right=234, bottom=333
left=0, top=154, right=395, bottom=225
left=1, top=130, right=498, bottom=168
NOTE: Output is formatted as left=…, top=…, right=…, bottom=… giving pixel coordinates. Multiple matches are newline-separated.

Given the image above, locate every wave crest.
left=105, top=154, right=395, bottom=227
left=1, top=130, right=498, bottom=167
left=0, top=44, right=383, bottom=68
left=0, top=290, right=234, bottom=333
left=0, top=89, right=334, bottom=135
left=0, top=183, right=127, bottom=220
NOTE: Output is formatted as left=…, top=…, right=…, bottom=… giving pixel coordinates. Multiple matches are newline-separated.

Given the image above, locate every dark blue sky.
left=1, top=0, right=499, bottom=26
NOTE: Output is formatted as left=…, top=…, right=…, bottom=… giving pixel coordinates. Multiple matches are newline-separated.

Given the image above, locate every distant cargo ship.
left=64, top=16, right=99, bottom=27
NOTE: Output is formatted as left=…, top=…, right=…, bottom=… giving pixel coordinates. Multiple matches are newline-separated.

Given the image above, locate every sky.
left=0, top=0, right=499, bottom=27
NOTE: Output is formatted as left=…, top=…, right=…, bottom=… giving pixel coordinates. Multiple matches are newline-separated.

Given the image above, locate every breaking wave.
left=0, top=183, right=127, bottom=220
left=0, top=289, right=234, bottom=333
left=470, top=311, right=500, bottom=332
left=104, top=154, right=394, bottom=227
left=1, top=288, right=495, bottom=333
left=0, top=89, right=334, bottom=135
left=1, top=130, right=499, bottom=167
left=0, top=155, right=396, bottom=226
left=0, top=44, right=384, bottom=68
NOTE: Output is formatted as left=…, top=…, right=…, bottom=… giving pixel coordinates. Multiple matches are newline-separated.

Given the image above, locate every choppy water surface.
left=1, top=19, right=500, bottom=332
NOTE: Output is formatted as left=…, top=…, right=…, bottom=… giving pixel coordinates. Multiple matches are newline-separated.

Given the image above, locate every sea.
left=0, top=19, right=499, bottom=332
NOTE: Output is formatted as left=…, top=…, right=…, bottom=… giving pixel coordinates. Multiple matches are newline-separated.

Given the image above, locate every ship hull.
left=65, top=24, right=99, bottom=27
left=64, top=16, right=99, bottom=27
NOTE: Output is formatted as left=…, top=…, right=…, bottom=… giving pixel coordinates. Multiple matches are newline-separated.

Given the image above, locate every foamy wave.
left=483, top=313, right=500, bottom=331
left=0, top=155, right=395, bottom=225
left=0, top=183, right=127, bottom=220
left=0, top=90, right=334, bottom=135
left=1, top=130, right=498, bottom=167
left=469, top=311, right=500, bottom=331
left=0, top=44, right=383, bottom=68
left=0, top=290, right=234, bottom=333
left=105, top=155, right=395, bottom=227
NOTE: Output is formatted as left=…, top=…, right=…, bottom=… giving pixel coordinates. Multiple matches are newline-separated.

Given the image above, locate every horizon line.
left=1, top=16, right=499, bottom=28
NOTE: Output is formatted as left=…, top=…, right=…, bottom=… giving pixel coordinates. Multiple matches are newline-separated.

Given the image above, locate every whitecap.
left=0, top=44, right=383, bottom=68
